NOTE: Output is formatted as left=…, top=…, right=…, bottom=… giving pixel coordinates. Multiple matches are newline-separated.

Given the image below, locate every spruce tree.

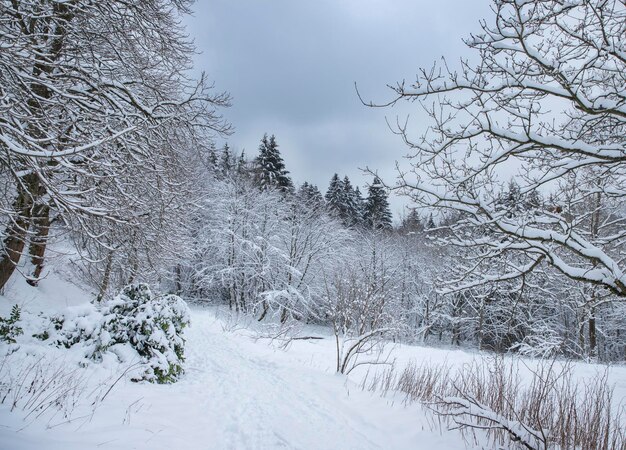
left=364, top=177, right=393, bottom=230
left=254, top=134, right=294, bottom=193
left=525, top=189, right=543, bottom=211
left=298, top=182, right=324, bottom=207
left=325, top=174, right=346, bottom=219
left=342, top=176, right=362, bottom=227
left=207, top=142, right=218, bottom=174
left=220, top=143, right=233, bottom=178
left=354, top=187, right=366, bottom=226
left=497, top=179, right=540, bottom=218
left=424, top=213, right=436, bottom=230
left=237, top=150, right=248, bottom=175
left=502, top=179, right=523, bottom=216
left=401, top=208, right=423, bottom=233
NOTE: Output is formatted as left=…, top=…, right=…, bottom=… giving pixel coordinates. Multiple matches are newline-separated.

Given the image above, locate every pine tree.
left=298, top=182, right=324, bottom=207
left=354, top=187, right=366, bottom=226
left=525, top=189, right=543, bottom=211
left=498, top=179, right=543, bottom=216
left=364, top=177, right=393, bottom=230
left=254, top=134, right=294, bottom=193
left=325, top=174, right=346, bottom=219
left=237, top=150, right=248, bottom=176
left=500, top=179, right=523, bottom=217
left=400, top=208, right=424, bottom=233
left=325, top=175, right=366, bottom=227
left=207, top=143, right=218, bottom=174
left=424, top=213, right=436, bottom=230
left=220, top=143, right=233, bottom=178
left=342, top=176, right=362, bottom=227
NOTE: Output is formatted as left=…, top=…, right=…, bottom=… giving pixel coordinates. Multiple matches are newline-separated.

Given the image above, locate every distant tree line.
left=206, top=133, right=395, bottom=232
left=178, top=133, right=626, bottom=362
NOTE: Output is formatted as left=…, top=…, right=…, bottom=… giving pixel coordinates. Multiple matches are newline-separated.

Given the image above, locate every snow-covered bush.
left=322, top=235, right=405, bottom=374
left=0, top=305, right=23, bottom=344
left=50, top=284, right=190, bottom=383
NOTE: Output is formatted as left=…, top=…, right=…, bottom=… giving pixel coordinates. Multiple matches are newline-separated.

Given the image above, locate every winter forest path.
left=0, top=306, right=468, bottom=450
left=122, top=307, right=452, bottom=449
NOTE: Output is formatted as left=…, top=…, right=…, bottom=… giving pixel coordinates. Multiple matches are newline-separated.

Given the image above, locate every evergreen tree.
left=400, top=208, right=424, bottom=233
left=354, top=187, right=366, bottom=226
left=298, top=182, right=324, bottom=207
left=497, top=179, right=543, bottom=216
left=220, top=143, right=233, bottom=178
left=325, top=174, right=346, bottom=218
left=342, top=176, right=363, bottom=227
left=364, top=177, right=393, bottom=230
left=499, top=179, right=524, bottom=217
left=254, top=134, right=294, bottom=193
left=325, top=175, right=366, bottom=227
left=237, top=150, right=248, bottom=176
left=525, top=189, right=543, bottom=211
left=207, top=143, right=218, bottom=174
left=424, top=213, right=436, bottom=230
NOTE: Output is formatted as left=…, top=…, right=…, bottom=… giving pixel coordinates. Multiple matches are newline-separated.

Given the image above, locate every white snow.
left=0, top=270, right=469, bottom=450
left=0, top=267, right=624, bottom=450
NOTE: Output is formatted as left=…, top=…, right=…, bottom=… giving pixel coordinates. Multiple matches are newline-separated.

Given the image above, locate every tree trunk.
left=258, top=300, right=269, bottom=321
left=26, top=204, right=51, bottom=287
left=174, top=264, right=182, bottom=294
left=280, top=306, right=288, bottom=323
left=587, top=190, right=601, bottom=358
left=578, top=317, right=586, bottom=356
left=588, top=308, right=597, bottom=358
left=96, top=250, right=114, bottom=302
left=0, top=174, right=39, bottom=291
left=0, top=3, right=75, bottom=293
left=477, top=297, right=485, bottom=351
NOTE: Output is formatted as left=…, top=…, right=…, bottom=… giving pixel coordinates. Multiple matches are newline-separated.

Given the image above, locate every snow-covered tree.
left=342, top=176, right=364, bottom=227
left=399, top=209, right=423, bottom=234
left=220, top=143, right=234, bottom=178
left=0, top=0, right=231, bottom=290
left=375, top=0, right=626, bottom=297
left=298, top=182, right=325, bottom=208
left=354, top=187, right=367, bottom=225
left=322, top=233, right=404, bottom=373
left=325, top=174, right=346, bottom=219
left=364, top=177, right=393, bottom=230
left=254, top=134, right=293, bottom=193
left=324, top=175, right=365, bottom=228
left=207, top=143, right=219, bottom=174
left=424, top=214, right=436, bottom=231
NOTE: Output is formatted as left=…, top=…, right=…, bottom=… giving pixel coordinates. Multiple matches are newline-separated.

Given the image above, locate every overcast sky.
left=184, top=0, right=492, bottom=219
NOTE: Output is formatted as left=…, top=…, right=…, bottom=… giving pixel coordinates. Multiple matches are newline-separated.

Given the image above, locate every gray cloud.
left=184, top=0, right=492, bottom=218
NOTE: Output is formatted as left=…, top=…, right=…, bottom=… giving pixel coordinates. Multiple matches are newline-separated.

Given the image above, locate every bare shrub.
left=363, top=357, right=626, bottom=450
left=0, top=353, right=130, bottom=428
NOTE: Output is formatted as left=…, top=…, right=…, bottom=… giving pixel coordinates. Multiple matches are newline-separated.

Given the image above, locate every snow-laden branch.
left=371, top=0, right=626, bottom=297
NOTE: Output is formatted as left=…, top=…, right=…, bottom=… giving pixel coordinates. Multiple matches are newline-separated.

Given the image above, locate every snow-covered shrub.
left=50, top=284, right=190, bottom=383
left=510, top=322, right=563, bottom=359
left=0, top=305, right=23, bottom=344
left=323, top=235, right=405, bottom=374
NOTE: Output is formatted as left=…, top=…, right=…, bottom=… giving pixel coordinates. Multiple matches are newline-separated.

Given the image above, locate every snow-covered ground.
left=1, top=267, right=625, bottom=450
left=0, top=268, right=469, bottom=450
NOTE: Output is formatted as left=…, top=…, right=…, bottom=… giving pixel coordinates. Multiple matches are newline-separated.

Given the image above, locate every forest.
left=0, top=1, right=624, bottom=449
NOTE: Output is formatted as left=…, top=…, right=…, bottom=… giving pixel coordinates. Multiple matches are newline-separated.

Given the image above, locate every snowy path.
left=1, top=269, right=624, bottom=449
left=0, top=307, right=461, bottom=450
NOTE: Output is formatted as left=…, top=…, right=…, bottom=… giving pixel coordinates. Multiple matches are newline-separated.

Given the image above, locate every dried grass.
left=362, top=356, right=626, bottom=450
